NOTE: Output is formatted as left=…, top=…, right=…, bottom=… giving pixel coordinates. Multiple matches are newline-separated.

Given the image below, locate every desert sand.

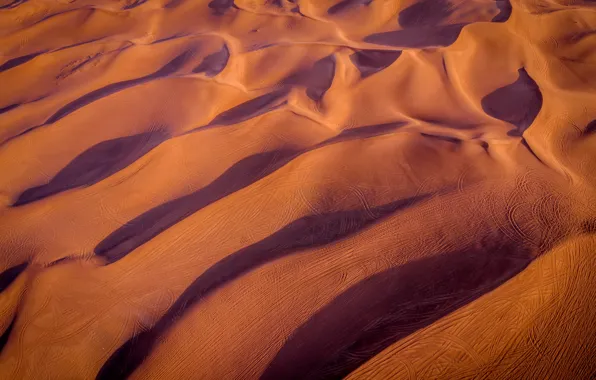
left=1, top=0, right=596, bottom=378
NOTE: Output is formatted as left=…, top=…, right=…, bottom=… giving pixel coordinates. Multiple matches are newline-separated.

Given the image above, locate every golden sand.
left=1, top=0, right=595, bottom=378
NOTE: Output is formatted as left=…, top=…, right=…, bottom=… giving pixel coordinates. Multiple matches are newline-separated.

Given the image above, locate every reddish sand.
left=1, top=0, right=596, bottom=378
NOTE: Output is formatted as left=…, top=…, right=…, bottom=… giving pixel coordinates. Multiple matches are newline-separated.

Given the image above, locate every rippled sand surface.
left=1, top=0, right=596, bottom=378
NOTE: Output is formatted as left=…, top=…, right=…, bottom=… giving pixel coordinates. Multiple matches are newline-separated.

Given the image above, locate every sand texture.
left=1, top=0, right=596, bottom=378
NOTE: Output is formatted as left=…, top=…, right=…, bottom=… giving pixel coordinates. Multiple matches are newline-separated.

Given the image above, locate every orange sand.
left=1, top=0, right=596, bottom=378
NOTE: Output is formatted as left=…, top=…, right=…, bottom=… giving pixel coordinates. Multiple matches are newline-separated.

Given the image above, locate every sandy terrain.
left=1, top=0, right=596, bottom=378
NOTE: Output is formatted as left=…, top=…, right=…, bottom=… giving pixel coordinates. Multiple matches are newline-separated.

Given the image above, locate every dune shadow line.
left=45, top=50, right=195, bottom=125
left=122, top=0, right=148, bottom=10
left=261, top=239, right=532, bottom=379
left=492, top=0, right=512, bottom=22
left=398, top=0, right=454, bottom=28
left=327, top=0, right=372, bottom=15
left=282, top=55, right=336, bottom=102
left=0, top=317, right=16, bottom=353
left=95, top=121, right=407, bottom=264
left=0, top=262, right=28, bottom=353
left=95, top=193, right=431, bottom=380
left=94, top=148, right=300, bottom=263
left=364, top=23, right=467, bottom=48
left=364, top=0, right=512, bottom=48
left=0, top=103, right=19, bottom=115
left=208, top=0, right=236, bottom=15
left=13, top=130, right=168, bottom=206
left=0, top=262, right=28, bottom=293
left=350, top=50, right=403, bottom=78
left=205, top=88, right=290, bottom=128
left=481, top=68, right=542, bottom=137
left=584, top=119, right=596, bottom=135
left=193, top=44, right=229, bottom=77
left=0, top=50, right=43, bottom=73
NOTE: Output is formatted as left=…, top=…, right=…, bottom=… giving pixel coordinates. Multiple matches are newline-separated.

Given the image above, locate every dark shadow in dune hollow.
left=0, top=0, right=27, bottom=9
left=1, top=47, right=214, bottom=149
left=325, top=122, right=406, bottom=144
left=122, top=0, right=148, bottom=10
left=208, top=0, right=236, bottom=15
left=188, top=54, right=337, bottom=133
left=0, top=51, right=44, bottom=73
left=95, top=149, right=299, bottom=264
left=481, top=68, right=543, bottom=136
left=0, top=262, right=28, bottom=353
left=206, top=88, right=290, bottom=127
left=364, top=23, right=467, bottom=48
left=94, top=121, right=406, bottom=265
left=0, top=262, right=28, bottom=293
left=12, top=60, right=362, bottom=211
left=364, top=0, right=511, bottom=48
left=13, top=131, right=168, bottom=206
left=584, top=119, right=596, bottom=135
left=0, top=317, right=16, bottom=353
left=193, top=45, right=230, bottom=77
left=95, top=193, right=430, bottom=380
left=492, top=0, right=512, bottom=22
left=283, top=55, right=336, bottom=101
left=327, top=0, right=372, bottom=15
left=398, top=0, right=454, bottom=28
left=44, top=50, right=195, bottom=125
left=261, top=239, right=532, bottom=380
left=350, top=50, right=402, bottom=78
left=420, top=132, right=462, bottom=144
left=0, top=48, right=206, bottom=145
left=0, top=103, right=20, bottom=115
left=365, top=0, right=461, bottom=47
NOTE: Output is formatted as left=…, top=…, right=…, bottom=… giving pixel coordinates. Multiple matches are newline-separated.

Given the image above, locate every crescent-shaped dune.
left=1, top=0, right=596, bottom=378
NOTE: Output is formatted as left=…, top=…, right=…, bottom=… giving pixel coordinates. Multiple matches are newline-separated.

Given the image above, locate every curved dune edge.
left=1, top=0, right=596, bottom=379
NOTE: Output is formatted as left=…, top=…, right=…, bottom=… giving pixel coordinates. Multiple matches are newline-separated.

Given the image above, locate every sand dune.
left=1, top=0, right=596, bottom=378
